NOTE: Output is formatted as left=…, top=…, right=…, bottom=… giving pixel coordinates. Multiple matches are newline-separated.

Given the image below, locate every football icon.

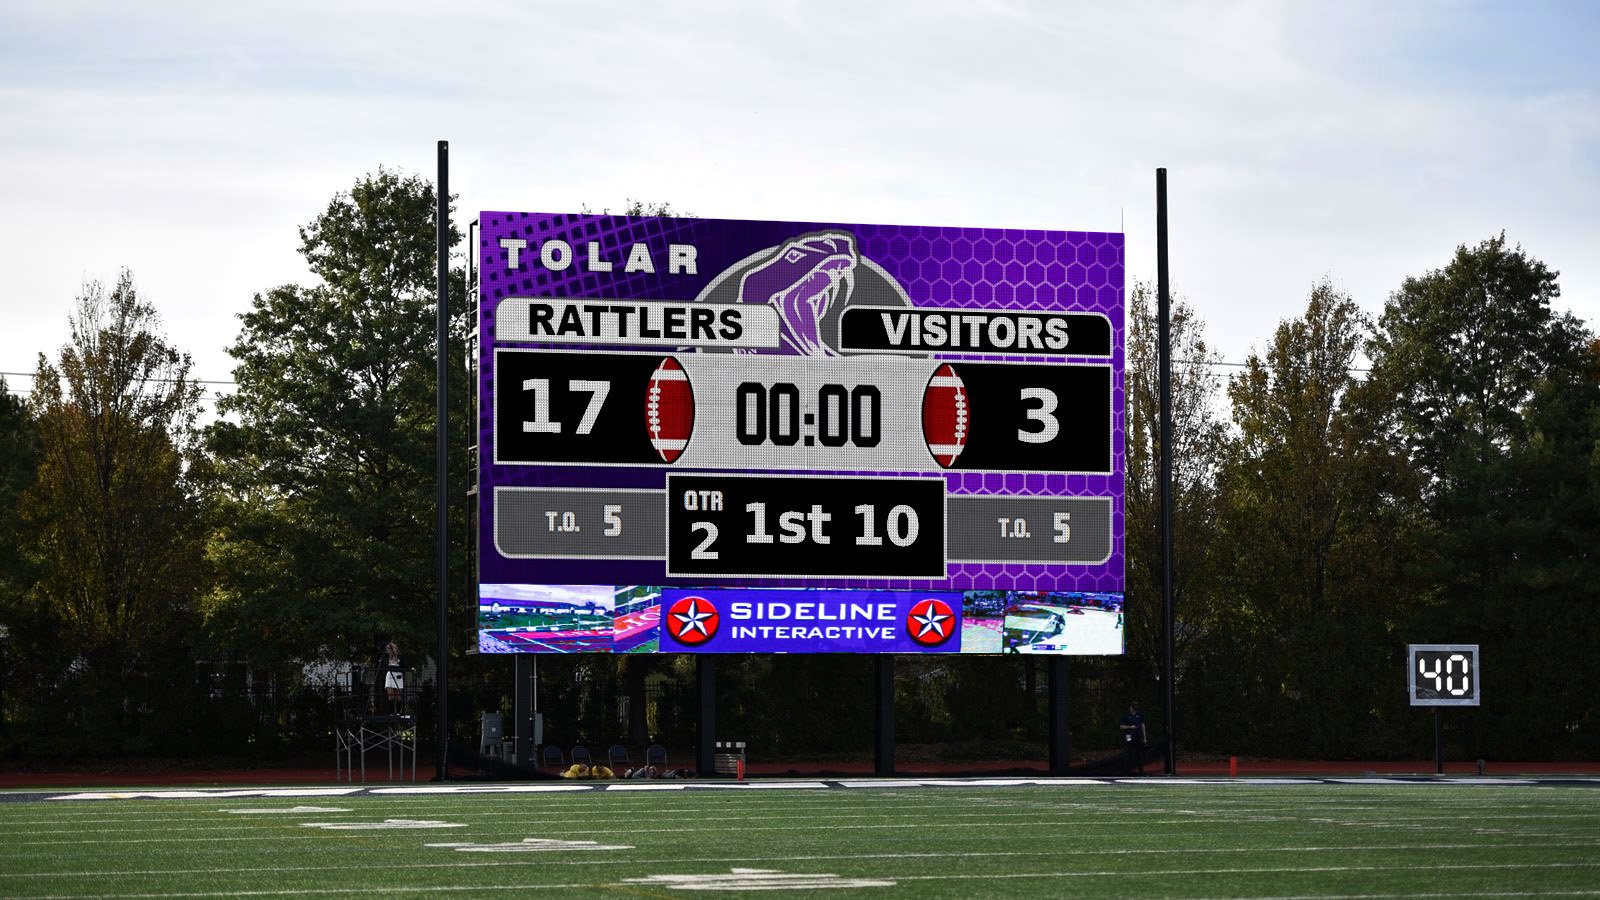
left=645, top=357, right=694, bottom=464
left=921, top=363, right=968, bottom=468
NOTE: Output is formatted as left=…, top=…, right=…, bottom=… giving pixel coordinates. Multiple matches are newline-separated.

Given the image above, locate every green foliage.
left=1365, top=235, right=1600, bottom=759
left=1369, top=233, right=1580, bottom=490
left=0, top=378, right=39, bottom=613
left=1119, top=282, right=1230, bottom=720
left=1211, top=283, right=1422, bottom=756
left=12, top=272, right=208, bottom=747
left=204, top=168, right=474, bottom=675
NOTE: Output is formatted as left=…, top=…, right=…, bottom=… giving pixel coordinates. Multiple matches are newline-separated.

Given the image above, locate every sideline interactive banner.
left=477, top=212, right=1124, bottom=655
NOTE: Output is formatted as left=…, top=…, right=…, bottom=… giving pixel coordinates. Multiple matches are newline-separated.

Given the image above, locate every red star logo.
left=664, top=596, right=719, bottom=646
left=905, top=598, right=956, bottom=647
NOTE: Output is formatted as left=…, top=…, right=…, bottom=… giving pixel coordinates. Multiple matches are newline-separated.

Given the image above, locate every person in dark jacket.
left=1120, top=701, right=1147, bottom=774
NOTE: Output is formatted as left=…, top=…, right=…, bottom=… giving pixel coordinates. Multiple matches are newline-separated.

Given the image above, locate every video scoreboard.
left=477, top=213, right=1125, bottom=655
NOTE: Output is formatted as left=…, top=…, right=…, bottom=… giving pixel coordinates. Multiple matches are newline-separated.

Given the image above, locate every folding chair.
left=541, top=744, right=565, bottom=772
left=608, top=744, right=631, bottom=770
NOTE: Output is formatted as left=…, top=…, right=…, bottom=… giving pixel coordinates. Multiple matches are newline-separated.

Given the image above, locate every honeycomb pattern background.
left=477, top=213, right=1124, bottom=596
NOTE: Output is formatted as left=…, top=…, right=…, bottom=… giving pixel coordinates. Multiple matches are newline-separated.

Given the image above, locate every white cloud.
left=1, top=0, right=1595, bottom=396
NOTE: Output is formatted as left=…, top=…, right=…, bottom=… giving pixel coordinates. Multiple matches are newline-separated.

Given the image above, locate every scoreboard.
left=477, top=213, right=1125, bottom=655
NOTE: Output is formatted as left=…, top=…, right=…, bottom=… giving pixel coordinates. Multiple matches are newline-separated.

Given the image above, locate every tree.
left=1217, top=283, right=1423, bottom=756
left=1365, top=234, right=1600, bottom=758
left=1368, top=233, right=1582, bottom=490
left=205, top=169, right=472, bottom=677
left=0, top=377, right=40, bottom=740
left=0, top=376, right=37, bottom=597
left=17, top=272, right=207, bottom=741
left=1118, top=282, right=1230, bottom=741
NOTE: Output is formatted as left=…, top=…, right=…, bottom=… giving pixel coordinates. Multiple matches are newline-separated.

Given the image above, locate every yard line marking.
left=223, top=806, right=350, bottom=814
left=10, top=813, right=1599, bottom=846
left=366, top=784, right=595, bottom=795
left=24, top=776, right=1600, bottom=803
left=17, top=886, right=604, bottom=898
left=5, top=840, right=1600, bottom=878
left=426, top=838, right=635, bottom=852
left=621, top=868, right=895, bottom=890
left=1248, top=883, right=1600, bottom=890
left=883, top=860, right=1600, bottom=882
left=14, top=862, right=1600, bottom=900
left=300, top=819, right=465, bottom=830
left=49, top=788, right=363, bottom=801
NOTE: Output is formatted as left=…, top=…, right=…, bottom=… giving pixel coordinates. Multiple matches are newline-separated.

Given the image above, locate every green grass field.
left=2, top=781, right=1597, bottom=897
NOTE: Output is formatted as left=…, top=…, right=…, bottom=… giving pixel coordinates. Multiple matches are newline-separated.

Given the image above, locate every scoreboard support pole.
left=874, top=656, right=895, bottom=776
left=1157, top=167, right=1177, bottom=777
left=1434, top=709, right=1444, bottom=774
left=433, top=139, right=451, bottom=783
left=514, top=654, right=533, bottom=767
left=1048, top=656, right=1071, bottom=774
left=696, top=656, right=717, bottom=777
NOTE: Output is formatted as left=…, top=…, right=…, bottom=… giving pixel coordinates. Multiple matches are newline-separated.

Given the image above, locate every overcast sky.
left=3, top=1, right=1596, bottom=404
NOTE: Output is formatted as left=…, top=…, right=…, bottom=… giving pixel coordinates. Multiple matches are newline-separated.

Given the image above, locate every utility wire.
left=3, top=357, right=1376, bottom=390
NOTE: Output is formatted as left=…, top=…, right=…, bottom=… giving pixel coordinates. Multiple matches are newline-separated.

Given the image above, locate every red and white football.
left=646, top=356, right=694, bottom=463
left=921, top=363, right=968, bottom=469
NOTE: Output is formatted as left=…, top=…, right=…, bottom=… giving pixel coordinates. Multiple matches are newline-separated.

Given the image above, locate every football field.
left=2, top=778, right=1598, bottom=897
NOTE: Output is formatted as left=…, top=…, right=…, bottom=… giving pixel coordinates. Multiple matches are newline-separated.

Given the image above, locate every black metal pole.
left=874, top=656, right=895, bottom=776
left=434, top=139, right=451, bottom=782
left=696, top=655, right=716, bottom=776
left=514, top=654, right=532, bottom=767
left=1434, top=709, right=1444, bottom=775
left=1156, top=168, right=1176, bottom=777
left=1048, top=656, right=1070, bottom=775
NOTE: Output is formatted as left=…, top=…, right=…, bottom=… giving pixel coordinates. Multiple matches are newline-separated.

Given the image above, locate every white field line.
left=13, top=860, right=1600, bottom=899
left=12, top=792, right=1590, bottom=820
left=6, top=840, right=1600, bottom=880
left=887, top=861, right=1600, bottom=881
left=30, top=777, right=1594, bottom=803
left=13, top=798, right=1587, bottom=827
left=1248, top=883, right=1600, bottom=890
left=9, top=812, right=1600, bottom=848
left=7, top=807, right=1598, bottom=838
left=18, top=784, right=1593, bottom=808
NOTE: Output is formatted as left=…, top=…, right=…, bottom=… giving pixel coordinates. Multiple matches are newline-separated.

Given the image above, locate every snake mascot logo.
left=694, top=231, right=913, bottom=356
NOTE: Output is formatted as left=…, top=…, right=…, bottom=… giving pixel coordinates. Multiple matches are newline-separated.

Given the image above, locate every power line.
left=1, top=370, right=239, bottom=387
left=5, top=358, right=1376, bottom=388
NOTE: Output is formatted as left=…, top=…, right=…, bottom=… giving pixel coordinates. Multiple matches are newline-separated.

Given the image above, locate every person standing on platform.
left=1120, top=701, right=1147, bottom=775
left=379, top=641, right=406, bottom=712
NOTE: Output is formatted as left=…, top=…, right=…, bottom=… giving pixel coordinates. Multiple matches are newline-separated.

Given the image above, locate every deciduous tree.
left=1119, top=282, right=1230, bottom=738
left=1365, top=234, right=1599, bottom=758
left=205, top=169, right=472, bottom=678
left=19, top=272, right=207, bottom=738
left=1217, top=282, right=1422, bottom=755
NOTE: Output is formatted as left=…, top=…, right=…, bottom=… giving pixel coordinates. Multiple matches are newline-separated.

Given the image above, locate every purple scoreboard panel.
left=477, top=212, right=1124, bottom=656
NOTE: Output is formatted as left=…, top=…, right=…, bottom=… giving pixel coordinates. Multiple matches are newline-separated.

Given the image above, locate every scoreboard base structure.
left=712, top=741, right=747, bottom=778
left=335, top=715, right=417, bottom=784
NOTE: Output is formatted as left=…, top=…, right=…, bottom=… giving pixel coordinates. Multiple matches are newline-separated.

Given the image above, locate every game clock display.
left=492, top=350, right=1112, bottom=475
left=476, top=211, right=1126, bottom=655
